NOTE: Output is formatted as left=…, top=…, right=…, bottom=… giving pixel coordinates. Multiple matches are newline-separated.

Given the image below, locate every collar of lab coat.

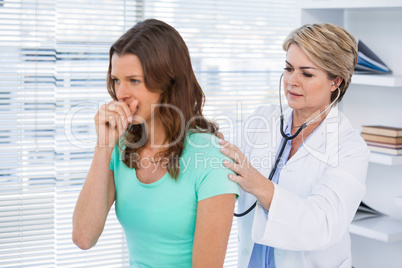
left=282, top=104, right=340, bottom=165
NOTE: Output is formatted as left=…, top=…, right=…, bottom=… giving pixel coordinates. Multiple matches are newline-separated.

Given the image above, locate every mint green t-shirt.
left=109, top=132, right=239, bottom=268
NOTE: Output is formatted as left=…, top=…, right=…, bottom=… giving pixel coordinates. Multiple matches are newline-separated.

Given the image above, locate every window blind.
left=0, top=0, right=142, bottom=267
left=0, top=0, right=296, bottom=267
left=143, top=0, right=297, bottom=143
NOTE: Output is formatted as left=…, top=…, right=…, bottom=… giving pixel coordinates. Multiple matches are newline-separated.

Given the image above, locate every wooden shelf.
left=352, top=74, right=402, bottom=87
left=350, top=212, right=402, bottom=242
left=369, top=153, right=402, bottom=165
left=300, top=0, right=402, bottom=9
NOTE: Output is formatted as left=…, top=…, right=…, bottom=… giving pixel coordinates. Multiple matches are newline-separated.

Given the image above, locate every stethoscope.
left=234, top=73, right=341, bottom=217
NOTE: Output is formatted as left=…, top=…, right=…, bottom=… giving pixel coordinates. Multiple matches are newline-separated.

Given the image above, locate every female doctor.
left=219, top=23, right=370, bottom=267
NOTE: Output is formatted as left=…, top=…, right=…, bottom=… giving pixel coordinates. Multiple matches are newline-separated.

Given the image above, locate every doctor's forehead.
left=285, top=44, right=319, bottom=68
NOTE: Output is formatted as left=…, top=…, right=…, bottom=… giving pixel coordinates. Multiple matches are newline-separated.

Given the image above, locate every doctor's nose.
left=286, top=72, right=300, bottom=87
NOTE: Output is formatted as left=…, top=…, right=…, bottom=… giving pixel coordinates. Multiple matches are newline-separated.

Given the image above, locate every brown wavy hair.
left=106, top=19, right=218, bottom=179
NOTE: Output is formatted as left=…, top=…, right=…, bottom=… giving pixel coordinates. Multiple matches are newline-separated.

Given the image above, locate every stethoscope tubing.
left=233, top=115, right=303, bottom=217
left=234, top=73, right=340, bottom=217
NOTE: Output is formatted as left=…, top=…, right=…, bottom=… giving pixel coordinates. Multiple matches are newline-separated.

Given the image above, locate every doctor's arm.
left=220, top=137, right=369, bottom=251
left=219, top=139, right=274, bottom=211
left=255, top=140, right=369, bottom=251
left=192, top=194, right=236, bottom=267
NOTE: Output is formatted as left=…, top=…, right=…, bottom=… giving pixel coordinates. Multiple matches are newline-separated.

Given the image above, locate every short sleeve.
left=196, top=145, right=239, bottom=201
left=109, top=145, right=118, bottom=172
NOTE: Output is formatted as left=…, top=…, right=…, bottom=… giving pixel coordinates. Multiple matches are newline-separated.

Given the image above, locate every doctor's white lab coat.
left=236, top=105, right=369, bottom=268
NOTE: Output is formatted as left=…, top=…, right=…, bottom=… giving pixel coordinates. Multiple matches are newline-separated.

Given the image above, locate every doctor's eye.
left=283, top=67, right=293, bottom=72
left=302, top=72, right=313, bottom=78
left=112, top=78, right=120, bottom=85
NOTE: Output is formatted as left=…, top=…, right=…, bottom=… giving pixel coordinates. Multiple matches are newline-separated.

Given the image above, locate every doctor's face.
left=283, top=44, right=336, bottom=117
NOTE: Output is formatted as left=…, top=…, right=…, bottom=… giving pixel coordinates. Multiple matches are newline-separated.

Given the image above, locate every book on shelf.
left=354, top=40, right=392, bottom=75
left=353, top=202, right=383, bottom=222
left=366, top=141, right=402, bottom=149
left=361, top=125, right=402, bottom=137
left=368, top=145, right=402, bottom=156
left=361, top=133, right=402, bottom=144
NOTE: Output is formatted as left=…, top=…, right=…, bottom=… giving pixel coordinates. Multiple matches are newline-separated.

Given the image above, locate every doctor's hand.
left=219, top=139, right=274, bottom=211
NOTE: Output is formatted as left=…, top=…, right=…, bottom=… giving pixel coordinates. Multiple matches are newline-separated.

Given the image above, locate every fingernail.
left=223, top=160, right=229, bottom=166
left=220, top=147, right=226, bottom=153
left=228, top=174, right=233, bottom=179
left=128, top=116, right=132, bottom=122
left=219, top=139, right=224, bottom=144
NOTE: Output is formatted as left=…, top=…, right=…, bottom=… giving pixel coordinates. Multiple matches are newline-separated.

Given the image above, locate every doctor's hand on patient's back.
left=95, top=100, right=138, bottom=148
left=219, top=139, right=275, bottom=211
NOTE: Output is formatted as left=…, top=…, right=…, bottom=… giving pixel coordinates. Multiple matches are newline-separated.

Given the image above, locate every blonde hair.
left=282, top=23, right=358, bottom=104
